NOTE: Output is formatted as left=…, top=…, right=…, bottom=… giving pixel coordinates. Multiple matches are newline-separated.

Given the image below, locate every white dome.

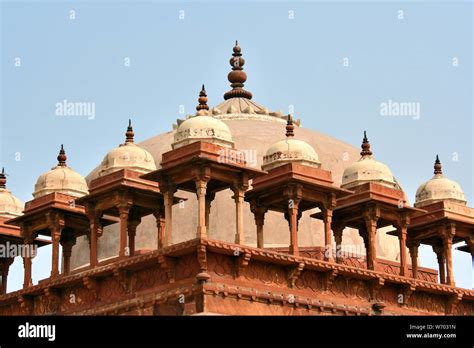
left=342, top=156, right=399, bottom=189
left=34, top=166, right=88, bottom=199
left=99, top=143, right=156, bottom=176
left=341, top=133, right=400, bottom=190
left=263, top=138, right=321, bottom=171
left=98, top=121, right=157, bottom=177
left=33, top=146, right=88, bottom=199
left=415, top=157, right=466, bottom=207
left=173, top=114, right=234, bottom=149
left=0, top=188, right=23, bottom=218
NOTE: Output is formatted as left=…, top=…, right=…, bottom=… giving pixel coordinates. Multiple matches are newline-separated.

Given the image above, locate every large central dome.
left=70, top=42, right=401, bottom=269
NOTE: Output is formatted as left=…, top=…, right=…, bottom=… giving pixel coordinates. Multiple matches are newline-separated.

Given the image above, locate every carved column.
left=195, top=179, right=208, bottom=239
left=466, top=237, right=474, bottom=256
left=322, top=207, right=334, bottom=262
left=22, top=234, right=33, bottom=289
left=408, top=240, right=420, bottom=279
left=153, top=207, right=166, bottom=249
left=205, top=192, right=215, bottom=231
left=287, top=199, right=301, bottom=256
left=397, top=220, right=409, bottom=277
left=86, top=208, right=102, bottom=268
left=363, top=210, right=379, bottom=271
left=61, top=238, right=76, bottom=276
left=127, top=218, right=140, bottom=257
left=443, top=223, right=456, bottom=286
left=116, top=203, right=131, bottom=258
left=232, top=187, right=246, bottom=244
left=162, top=185, right=175, bottom=247
left=1, top=258, right=14, bottom=295
left=432, top=245, right=446, bottom=284
left=50, top=225, right=63, bottom=278
left=253, top=207, right=268, bottom=249
left=332, top=223, right=344, bottom=263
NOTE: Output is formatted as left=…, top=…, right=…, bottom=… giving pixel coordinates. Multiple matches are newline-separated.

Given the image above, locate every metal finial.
left=223, top=41, right=252, bottom=100
left=434, top=154, right=442, bottom=175
left=360, top=130, right=373, bottom=156
left=57, top=144, right=67, bottom=166
left=0, top=167, right=6, bottom=189
left=285, top=114, right=295, bottom=137
left=196, top=84, right=209, bottom=111
left=125, top=119, right=134, bottom=143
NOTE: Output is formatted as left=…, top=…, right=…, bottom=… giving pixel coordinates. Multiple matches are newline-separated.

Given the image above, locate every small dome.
left=33, top=145, right=89, bottom=199
left=98, top=120, right=157, bottom=176
left=341, top=132, right=399, bottom=190
left=262, top=116, right=321, bottom=171
left=173, top=86, right=234, bottom=149
left=415, top=156, right=466, bottom=207
left=0, top=168, right=24, bottom=218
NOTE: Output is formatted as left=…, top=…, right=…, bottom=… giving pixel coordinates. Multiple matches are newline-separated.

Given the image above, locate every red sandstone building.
left=0, top=43, right=472, bottom=316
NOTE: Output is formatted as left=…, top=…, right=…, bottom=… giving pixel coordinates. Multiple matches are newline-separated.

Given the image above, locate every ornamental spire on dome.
left=434, top=154, right=442, bottom=175
left=223, top=41, right=253, bottom=100
left=57, top=144, right=67, bottom=167
left=360, top=130, right=373, bottom=156
left=285, top=114, right=295, bottom=137
left=0, top=167, right=6, bottom=189
left=196, top=84, right=209, bottom=111
left=125, top=119, right=135, bottom=143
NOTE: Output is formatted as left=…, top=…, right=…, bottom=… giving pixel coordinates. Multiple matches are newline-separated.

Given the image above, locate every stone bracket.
left=83, top=276, right=99, bottom=300
left=44, top=287, right=61, bottom=303
left=113, top=268, right=131, bottom=293
left=235, top=252, right=251, bottom=278
left=399, top=283, right=417, bottom=306
left=369, top=277, right=385, bottom=301
left=446, top=292, right=463, bottom=315
left=287, top=262, right=305, bottom=288
left=323, top=269, right=338, bottom=291
left=18, top=295, right=34, bottom=315
left=196, top=244, right=207, bottom=272
left=158, top=255, right=176, bottom=283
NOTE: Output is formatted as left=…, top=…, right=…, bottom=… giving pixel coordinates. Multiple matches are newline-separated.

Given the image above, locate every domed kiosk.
left=0, top=168, right=24, bottom=219
left=33, top=145, right=88, bottom=199
left=70, top=43, right=402, bottom=269
left=415, top=155, right=466, bottom=208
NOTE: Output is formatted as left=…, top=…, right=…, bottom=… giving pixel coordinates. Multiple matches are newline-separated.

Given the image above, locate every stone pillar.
left=254, top=208, right=267, bottom=249
left=333, top=224, right=344, bottom=263
left=322, top=208, right=334, bottom=262
left=232, top=187, right=245, bottom=244
left=87, top=210, right=102, bottom=268
left=443, top=223, right=456, bottom=286
left=117, top=205, right=131, bottom=258
left=61, top=238, right=76, bottom=276
left=162, top=188, right=175, bottom=247
left=50, top=225, right=62, bottom=278
left=432, top=245, right=446, bottom=284
left=205, top=192, right=215, bottom=231
left=397, top=222, right=408, bottom=277
left=466, top=237, right=474, bottom=256
left=408, top=240, right=420, bottom=279
left=153, top=207, right=166, bottom=250
left=22, top=236, right=33, bottom=289
left=1, top=258, right=13, bottom=295
left=127, top=219, right=140, bottom=257
left=195, top=180, right=208, bottom=239
left=287, top=200, right=300, bottom=256
left=364, top=216, right=378, bottom=270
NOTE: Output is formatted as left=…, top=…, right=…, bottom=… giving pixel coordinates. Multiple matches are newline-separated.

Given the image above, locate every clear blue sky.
left=1, top=0, right=472, bottom=290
